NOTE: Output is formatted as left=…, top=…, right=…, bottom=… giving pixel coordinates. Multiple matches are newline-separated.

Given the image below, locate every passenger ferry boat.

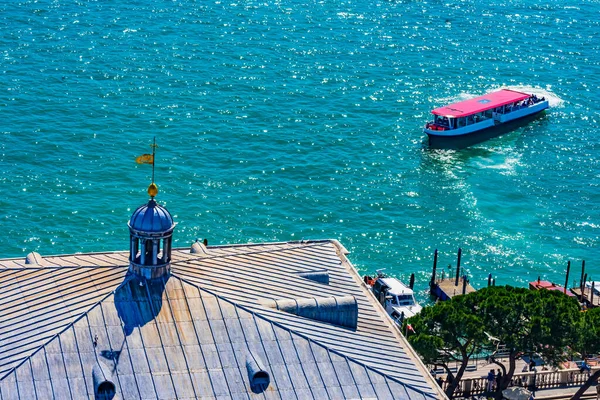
left=424, top=89, right=549, bottom=148
left=364, top=271, right=422, bottom=325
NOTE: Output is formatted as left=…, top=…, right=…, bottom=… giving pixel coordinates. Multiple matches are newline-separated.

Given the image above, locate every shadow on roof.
left=114, top=274, right=166, bottom=336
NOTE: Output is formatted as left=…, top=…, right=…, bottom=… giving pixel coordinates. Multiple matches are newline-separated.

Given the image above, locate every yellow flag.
left=136, top=154, right=154, bottom=164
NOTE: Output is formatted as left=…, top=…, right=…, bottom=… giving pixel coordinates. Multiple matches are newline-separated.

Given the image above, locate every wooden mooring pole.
left=580, top=260, right=586, bottom=302
left=564, top=260, right=571, bottom=295
left=430, top=249, right=438, bottom=288
left=455, top=248, right=462, bottom=286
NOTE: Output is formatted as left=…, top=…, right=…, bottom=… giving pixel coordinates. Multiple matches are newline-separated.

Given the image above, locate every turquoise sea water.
left=1, top=0, right=599, bottom=300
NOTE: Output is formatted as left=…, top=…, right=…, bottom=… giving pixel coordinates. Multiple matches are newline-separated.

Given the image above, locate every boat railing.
left=496, top=96, right=547, bottom=115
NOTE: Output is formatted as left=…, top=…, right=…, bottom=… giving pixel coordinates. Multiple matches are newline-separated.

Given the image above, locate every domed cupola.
left=128, top=183, right=175, bottom=279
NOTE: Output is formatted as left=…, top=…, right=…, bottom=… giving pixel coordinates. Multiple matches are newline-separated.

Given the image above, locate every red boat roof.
left=432, top=89, right=531, bottom=118
left=529, top=280, right=577, bottom=297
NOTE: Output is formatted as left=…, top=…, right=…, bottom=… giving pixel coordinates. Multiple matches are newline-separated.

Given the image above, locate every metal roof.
left=431, top=89, right=531, bottom=118
left=0, top=240, right=445, bottom=399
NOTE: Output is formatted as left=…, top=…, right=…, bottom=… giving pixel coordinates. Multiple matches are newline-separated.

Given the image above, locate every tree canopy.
left=571, top=307, right=600, bottom=400
left=405, top=291, right=487, bottom=398
left=406, top=285, right=583, bottom=399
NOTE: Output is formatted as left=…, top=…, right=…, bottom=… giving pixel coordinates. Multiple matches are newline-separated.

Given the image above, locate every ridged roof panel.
left=0, top=276, right=437, bottom=399
left=0, top=240, right=444, bottom=399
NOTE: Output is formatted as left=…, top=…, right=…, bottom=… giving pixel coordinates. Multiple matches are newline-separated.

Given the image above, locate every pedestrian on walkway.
left=580, top=361, right=591, bottom=377
left=596, top=382, right=599, bottom=400
left=487, top=369, right=496, bottom=392
left=496, top=368, right=503, bottom=388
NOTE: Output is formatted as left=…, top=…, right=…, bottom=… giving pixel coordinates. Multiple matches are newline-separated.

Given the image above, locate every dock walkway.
left=434, top=357, right=599, bottom=399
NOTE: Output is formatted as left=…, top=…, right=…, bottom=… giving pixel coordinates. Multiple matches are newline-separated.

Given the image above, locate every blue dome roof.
left=129, top=199, right=174, bottom=233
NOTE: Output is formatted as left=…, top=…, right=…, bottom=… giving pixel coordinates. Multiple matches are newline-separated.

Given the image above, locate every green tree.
left=571, top=307, right=600, bottom=400
left=477, top=287, right=578, bottom=389
left=407, top=286, right=581, bottom=399
left=405, top=293, right=487, bottom=398
left=475, top=286, right=580, bottom=396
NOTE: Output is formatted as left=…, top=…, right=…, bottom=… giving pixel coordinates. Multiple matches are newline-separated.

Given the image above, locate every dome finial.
left=148, top=182, right=158, bottom=198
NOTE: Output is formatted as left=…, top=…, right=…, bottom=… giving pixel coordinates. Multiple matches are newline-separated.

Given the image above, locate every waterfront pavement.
left=435, top=357, right=599, bottom=399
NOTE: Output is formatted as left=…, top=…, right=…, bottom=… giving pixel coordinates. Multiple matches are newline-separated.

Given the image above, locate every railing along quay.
left=450, top=366, right=600, bottom=398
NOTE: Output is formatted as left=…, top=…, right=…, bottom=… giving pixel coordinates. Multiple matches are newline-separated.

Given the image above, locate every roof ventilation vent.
left=25, top=252, right=49, bottom=266
left=268, top=295, right=358, bottom=329
left=246, top=352, right=270, bottom=393
left=190, top=241, right=209, bottom=255
left=297, top=270, right=329, bottom=285
left=92, top=361, right=116, bottom=400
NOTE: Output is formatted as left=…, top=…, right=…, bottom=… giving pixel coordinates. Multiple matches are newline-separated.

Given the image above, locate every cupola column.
left=163, top=238, right=170, bottom=262
left=140, top=240, right=146, bottom=265
left=130, top=237, right=135, bottom=261
left=133, top=238, right=139, bottom=260
left=152, top=240, right=158, bottom=265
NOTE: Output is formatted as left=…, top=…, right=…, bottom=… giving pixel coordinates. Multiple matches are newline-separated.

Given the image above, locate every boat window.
left=458, top=118, right=465, bottom=127
left=391, top=296, right=398, bottom=305
left=397, top=294, right=413, bottom=305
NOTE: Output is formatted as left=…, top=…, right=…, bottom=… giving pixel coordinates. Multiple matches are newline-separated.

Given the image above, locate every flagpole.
left=151, top=136, right=156, bottom=183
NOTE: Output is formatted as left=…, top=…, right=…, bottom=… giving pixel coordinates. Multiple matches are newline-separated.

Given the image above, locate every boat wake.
left=435, top=86, right=563, bottom=109
left=505, top=85, right=563, bottom=108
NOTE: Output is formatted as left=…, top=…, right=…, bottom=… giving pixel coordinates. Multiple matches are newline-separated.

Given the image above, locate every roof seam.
left=343, top=353, right=365, bottom=398
left=1, top=269, right=126, bottom=324
left=27, top=359, right=38, bottom=400
left=56, top=333, right=75, bottom=400
left=361, top=360, right=379, bottom=398
left=288, top=329, right=318, bottom=398
left=196, top=284, right=236, bottom=399
left=175, top=273, right=437, bottom=398
left=112, top=299, right=142, bottom=399
left=233, top=303, right=283, bottom=397
left=161, top=277, right=199, bottom=399
left=306, top=339, right=332, bottom=400
left=120, top=282, right=160, bottom=398
left=141, top=279, right=181, bottom=399
left=70, top=324, right=92, bottom=399
left=97, top=297, right=125, bottom=399
left=169, top=242, right=334, bottom=268
left=324, top=347, right=346, bottom=398
left=268, top=321, right=300, bottom=400
left=212, top=296, right=251, bottom=400
left=42, top=346, right=54, bottom=398
left=175, top=278, right=218, bottom=398
left=0, top=275, right=134, bottom=382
